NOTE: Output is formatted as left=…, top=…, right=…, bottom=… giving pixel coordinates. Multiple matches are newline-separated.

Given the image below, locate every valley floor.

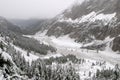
left=24, top=31, right=120, bottom=67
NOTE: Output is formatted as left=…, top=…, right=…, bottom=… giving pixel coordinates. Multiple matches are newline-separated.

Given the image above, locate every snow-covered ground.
left=41, top=53, right=63, bottom=59
left=28, top=31, right=120, bottom=66
left=34, top=31, right=82, bottom=48
left=51, top=35, right=82, bottom=48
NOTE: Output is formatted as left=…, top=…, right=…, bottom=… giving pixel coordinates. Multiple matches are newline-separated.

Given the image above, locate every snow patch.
left=42, top=53, right=63, bottom=59
left=59, top=12, right=116, bottom=26
left=79, top=12, right=116, bottom=25
left=50, top=35, right=81, bottom=48
left=93, top=12, right=116, bottom=25
left=0, top=49, right=13, bottom=63
left=79, top=11, right=96, bottom=23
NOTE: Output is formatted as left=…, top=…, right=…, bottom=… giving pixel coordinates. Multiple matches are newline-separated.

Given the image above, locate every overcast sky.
left=0, top=0, right=77, bottom=19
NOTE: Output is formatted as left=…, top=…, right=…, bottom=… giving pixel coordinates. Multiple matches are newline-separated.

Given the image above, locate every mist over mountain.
left=9, top=19, right=49, bottom=34
left=10, top=19, right=41, bottom=29
left=0, top=16, right=22, bottom=34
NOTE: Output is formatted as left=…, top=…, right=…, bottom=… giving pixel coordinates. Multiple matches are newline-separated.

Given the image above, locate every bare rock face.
left=112, top=37, right=120, bottom=52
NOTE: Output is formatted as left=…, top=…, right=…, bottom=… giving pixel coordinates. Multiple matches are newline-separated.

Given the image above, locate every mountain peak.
left=63, top=0, right=119, bottom=20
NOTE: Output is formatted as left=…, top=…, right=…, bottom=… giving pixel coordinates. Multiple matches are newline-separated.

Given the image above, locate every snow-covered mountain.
left=1, top=0, right=120, bottom=79
left=37, top=0, right=120, bottom=53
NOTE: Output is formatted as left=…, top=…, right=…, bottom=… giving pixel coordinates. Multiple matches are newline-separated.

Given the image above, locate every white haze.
left=0, top=0, right=78, bottom=19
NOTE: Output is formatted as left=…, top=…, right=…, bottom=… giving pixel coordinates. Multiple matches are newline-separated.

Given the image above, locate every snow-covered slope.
left=59, top=12, right=116, bottom=26
left=0, top=36, right=20, bottom=79
left=0, top=35, right=41, bottom=79
left=43, top=0, right=120, bottom=53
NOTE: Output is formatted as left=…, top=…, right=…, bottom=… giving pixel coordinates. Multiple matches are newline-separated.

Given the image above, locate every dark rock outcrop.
left=112, top=37, right=120, bottom=52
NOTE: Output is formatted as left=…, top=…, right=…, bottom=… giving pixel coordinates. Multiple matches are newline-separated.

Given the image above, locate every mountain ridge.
left=41, top=0, right=120, bottom=52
